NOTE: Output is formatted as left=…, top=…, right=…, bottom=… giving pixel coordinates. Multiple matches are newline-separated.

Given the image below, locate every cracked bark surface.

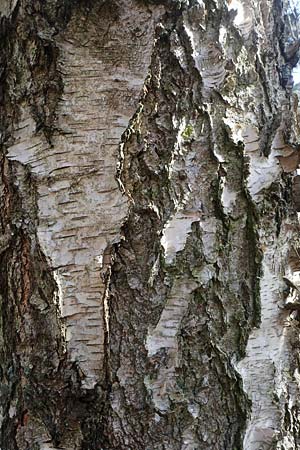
left=0, top=0, right=300, bottom=449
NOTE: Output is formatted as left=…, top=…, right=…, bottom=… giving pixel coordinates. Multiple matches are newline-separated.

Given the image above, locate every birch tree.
left=0, top=0, right=300, bottom=449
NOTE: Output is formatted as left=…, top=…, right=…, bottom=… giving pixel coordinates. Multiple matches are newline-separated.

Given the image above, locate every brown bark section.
left=0, top=1, right=300, bottom=449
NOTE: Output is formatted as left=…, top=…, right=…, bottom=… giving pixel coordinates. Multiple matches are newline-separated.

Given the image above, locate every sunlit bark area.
left=0, top=0, right=300, bottom=449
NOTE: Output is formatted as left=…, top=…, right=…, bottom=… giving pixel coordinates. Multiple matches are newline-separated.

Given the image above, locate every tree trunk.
left=0, top=0, right=300, bottom=448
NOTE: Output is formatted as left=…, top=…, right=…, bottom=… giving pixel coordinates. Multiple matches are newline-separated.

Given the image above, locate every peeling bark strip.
left=1, top=0, right=300, bottom=449
left=7, top=0, right=162, bottom=389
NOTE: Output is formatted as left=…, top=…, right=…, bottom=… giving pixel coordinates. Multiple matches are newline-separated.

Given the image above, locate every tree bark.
left=0, top=0, right=300, bottom=449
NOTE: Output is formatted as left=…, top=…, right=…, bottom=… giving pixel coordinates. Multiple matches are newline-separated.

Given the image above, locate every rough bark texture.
left=0, top=0, right=300, bottom=449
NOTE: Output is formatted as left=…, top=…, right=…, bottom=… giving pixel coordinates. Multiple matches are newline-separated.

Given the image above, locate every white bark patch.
left=228, top=0, right=254, bottom=38
left=225, top=119, right=282, bottom=200
left=247, top=152, right=281, bottom=199
left=145, top=278, right=197, bottom=411
left=0, top=0, right=18, bottom=17
left=237, top=241, right=293, bottom=450
left=242, top=124, right=260, bottom=152
left=7, top=1, right=160, bottom=389
left=161, top=211, right=201, bottom=264
left=183, top=14, right=226, bottom=97
left=221, top=183, right=237, bottom=213
left=199, top=218, right=218, bottom=262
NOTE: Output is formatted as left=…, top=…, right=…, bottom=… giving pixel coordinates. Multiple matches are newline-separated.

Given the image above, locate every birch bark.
left=0, top=0, right=300, bottom=449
